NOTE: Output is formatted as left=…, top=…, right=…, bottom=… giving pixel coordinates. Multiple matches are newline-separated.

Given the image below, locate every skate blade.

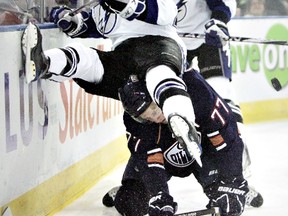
left=169, top=114, right=202, bottom=167
left=22, top=22, right=38, bottom=84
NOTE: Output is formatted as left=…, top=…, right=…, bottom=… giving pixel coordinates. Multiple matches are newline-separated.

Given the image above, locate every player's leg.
left=103, top=180, right=149, bottom=216
left=102, top=186, right=120, bottom=207
left=103, top=155, right=150, bottom=215
left=121, top=36, right=202, bottom=166
left=21, top=23, right=104, bottom=83
left=145, top=65, right=201, bottom=166
left=21, top=22, right=50, bottom=82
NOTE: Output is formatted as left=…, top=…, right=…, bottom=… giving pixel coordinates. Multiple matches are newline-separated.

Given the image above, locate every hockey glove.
left=205, top=177, right=248, bottom=216
left=148, top=191, right=178, bottom=216
left=205, top=19, right=229, bottom=48
left=49, top=6, right=89, bottom=38
left=100, top=0, right=145, bottom=20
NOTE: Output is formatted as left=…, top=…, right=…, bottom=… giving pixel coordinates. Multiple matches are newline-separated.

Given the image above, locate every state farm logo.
left=164, top=141, right=194, bottom=167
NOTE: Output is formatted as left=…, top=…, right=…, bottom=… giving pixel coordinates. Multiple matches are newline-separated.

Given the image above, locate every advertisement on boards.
left=0, top=27, right=124, bottom=205
left=229, top=18, right=288, bottom=102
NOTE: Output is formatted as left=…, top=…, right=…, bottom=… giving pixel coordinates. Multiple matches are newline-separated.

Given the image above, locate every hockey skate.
left=21, top=22, right=50, bottom=83
left=245, top=186, right=264, bottom=208
left=168, top=113, right=202, bottom=167
left=102, top=186, right=120, bottom=207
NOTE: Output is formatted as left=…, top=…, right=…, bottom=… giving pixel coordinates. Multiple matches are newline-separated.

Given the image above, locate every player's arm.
left=204, top=142, right=247, bottom=216
left=49, top=0, right=177, bottom=38
left=206, top=0, right=236, bottom=23
left=100, top=0, right=177, bottom=25
left=124, top=113, right=177, bottom=216
left=205, top=0, right=237, bottom=47
left=128, top=150, right=177, bottom=216
left=204, top=127, right=249, bottom=216
left=132, top=147, right=177, bottom=216
left=129, top=147, right=178, bottom=216
left=205, top=98, right=248, bottom=215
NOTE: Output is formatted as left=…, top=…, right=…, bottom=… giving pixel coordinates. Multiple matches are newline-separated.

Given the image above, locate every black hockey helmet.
left=118, top=76, right=152, bottom=123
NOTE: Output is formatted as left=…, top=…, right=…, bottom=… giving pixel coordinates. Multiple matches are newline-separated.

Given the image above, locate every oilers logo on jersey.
left=164, top=141, right=195, bottom=167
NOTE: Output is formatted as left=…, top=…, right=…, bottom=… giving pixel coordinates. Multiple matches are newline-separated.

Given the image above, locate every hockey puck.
left=271, top=78, right=282, bottom=91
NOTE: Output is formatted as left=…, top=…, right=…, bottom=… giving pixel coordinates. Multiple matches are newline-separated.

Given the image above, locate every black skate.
left=245, top=186, right=264, bottom=207
left=102, top=186, right=120, bottom=207
left=168, top=113, right=202, bottom=167
left=21, top=22, right=50, bottom=83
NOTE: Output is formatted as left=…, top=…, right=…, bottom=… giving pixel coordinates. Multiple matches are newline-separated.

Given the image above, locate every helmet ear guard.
left=118, top=77, right=152, bottom=123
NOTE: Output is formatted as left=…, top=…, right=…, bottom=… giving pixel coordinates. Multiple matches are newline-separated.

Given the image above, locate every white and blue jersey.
left=80, top=0, right=186, bottom=52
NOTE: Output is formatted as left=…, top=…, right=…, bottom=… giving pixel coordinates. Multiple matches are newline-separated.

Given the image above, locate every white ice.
left=55, top=119, right=288, bottom=216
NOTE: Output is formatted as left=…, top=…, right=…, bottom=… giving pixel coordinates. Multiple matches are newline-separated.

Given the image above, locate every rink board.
left=1, top=17, right=288, bottom=216
left=2, top=135, right=128, bottom=216
left=0, top=24, right=128, bottom=216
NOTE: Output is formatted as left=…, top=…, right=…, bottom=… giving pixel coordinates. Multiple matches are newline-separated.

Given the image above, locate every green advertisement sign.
left=231, top=24, right=288, bottom=90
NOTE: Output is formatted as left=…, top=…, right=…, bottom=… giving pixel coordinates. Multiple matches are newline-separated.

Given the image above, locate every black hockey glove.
left=148, top=191, right=178, bottom=216
left=100, top=0, right=145, bottom=20
left=204, top=176, right=248, bottom=216
left=205, top=19, right=229, bottom=48
left=49, top=6, right=89, bottom=38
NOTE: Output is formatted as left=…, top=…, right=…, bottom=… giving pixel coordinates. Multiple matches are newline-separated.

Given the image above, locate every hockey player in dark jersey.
left=102, top=69, right=249, bottom=216
left=175, top=0, right=263, bottom=207
left=22, top=0, right=202, bottom=165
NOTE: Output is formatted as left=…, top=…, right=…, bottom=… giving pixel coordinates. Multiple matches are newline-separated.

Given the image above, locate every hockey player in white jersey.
left=175, top=0, right=263, bottom=207
left=22, top=0, right=202, bottom=166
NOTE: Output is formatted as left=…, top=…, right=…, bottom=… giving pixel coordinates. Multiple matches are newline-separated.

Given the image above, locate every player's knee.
left=114, top=181, right=149, bottom=216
